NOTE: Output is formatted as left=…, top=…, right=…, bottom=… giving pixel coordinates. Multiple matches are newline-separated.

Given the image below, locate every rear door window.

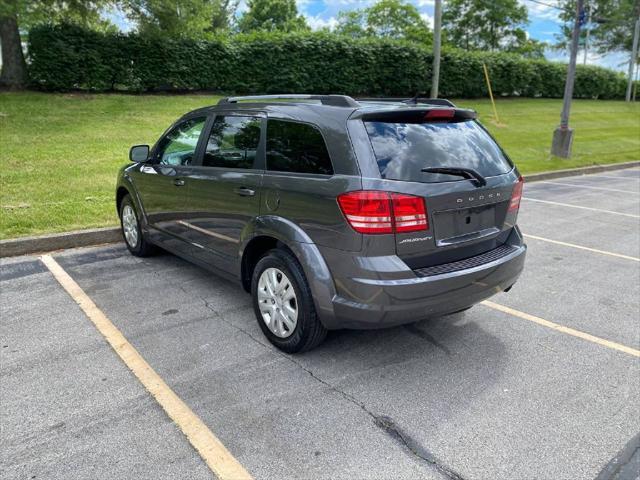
left=202, top=115, right=261, bottom=169
left=266, top=120, right=333, bottom=175
left=364, top=120, right=512, bottom=183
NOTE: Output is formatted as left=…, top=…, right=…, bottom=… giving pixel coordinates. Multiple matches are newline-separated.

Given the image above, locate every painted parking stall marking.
left=535, top=181, right=640, bottom=195
left=482, top=300, right=640, bottom=358
left=523, top=234, right=640, bottom=262
left=522, top=197, right=640, bottom=218
left=578, top=174, right=640, bottom=181
left=40, top=254, right=253, bottom=480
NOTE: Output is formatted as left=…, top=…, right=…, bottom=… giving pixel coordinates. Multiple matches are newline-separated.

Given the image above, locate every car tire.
left=251, top=248, right=327, bottom=353
left=119, top=194, right=155, bottom=257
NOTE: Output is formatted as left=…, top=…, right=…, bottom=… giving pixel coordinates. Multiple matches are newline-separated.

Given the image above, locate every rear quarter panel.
left=259, top=173, right=363, bottom=251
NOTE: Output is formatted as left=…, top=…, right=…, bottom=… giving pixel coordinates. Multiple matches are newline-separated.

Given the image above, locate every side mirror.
left=129, top=145, right=150, bottom=163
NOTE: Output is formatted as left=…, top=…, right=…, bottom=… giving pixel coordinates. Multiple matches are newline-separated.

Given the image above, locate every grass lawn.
left=1, top=92, right=639, bottom=239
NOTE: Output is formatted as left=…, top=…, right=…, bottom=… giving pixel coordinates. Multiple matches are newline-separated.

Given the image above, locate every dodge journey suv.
left=116, top=94, right=526, bottom=352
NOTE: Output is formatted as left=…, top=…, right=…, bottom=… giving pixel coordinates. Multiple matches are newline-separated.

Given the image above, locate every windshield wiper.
left=420, top=167, right=487, bottom=187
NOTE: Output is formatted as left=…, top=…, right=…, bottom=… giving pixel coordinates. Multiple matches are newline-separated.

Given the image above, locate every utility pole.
left=582, top=4, right=590, bottom=65
left=431, top=0, right=443, bottom=98
left=634, top=62, right=639, bottom=101
left=551, top=0, right=584, bottom=158
left=625, top=17, right=640, bottom=102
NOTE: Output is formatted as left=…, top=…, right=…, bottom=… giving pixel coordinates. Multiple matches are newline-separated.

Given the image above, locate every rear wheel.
left=119, top=194, right=155, bottom=257
left=251, top=249, right=327, bottom=353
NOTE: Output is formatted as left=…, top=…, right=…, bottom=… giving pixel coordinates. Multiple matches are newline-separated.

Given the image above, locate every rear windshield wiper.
left=420, top=167, right=487, bottom=187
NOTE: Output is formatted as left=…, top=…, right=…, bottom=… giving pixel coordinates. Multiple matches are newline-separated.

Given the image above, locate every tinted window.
left=203, top=116, right=261, bottom=169
left=365, top=120, right=512, bottom=183
left=156, top=117, right=206, bottom=166
left=266, top=120, right=333, bottom=175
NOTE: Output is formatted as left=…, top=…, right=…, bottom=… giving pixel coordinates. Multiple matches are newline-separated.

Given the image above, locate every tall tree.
left=125, top=0, right=214, bottom=38
left=442, top=0, right=529, bottom=51
left=210, top=0, right=238, bottom=33
left=335, top=10, right=366, bottom=38
left=556, top=0, right=640, bottom=56
left=0, top=11, right=27, bottom=89
left=335, top=0, right=432, bottom=44
left=237, top=0, right=309, bottom=33
left=0, top=0, right=114, bottom=89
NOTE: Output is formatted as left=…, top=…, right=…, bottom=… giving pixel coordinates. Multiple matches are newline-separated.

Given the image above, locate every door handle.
left=234, top=187, right=255, bottom=197
left=173, top=179, right=185, bottom=187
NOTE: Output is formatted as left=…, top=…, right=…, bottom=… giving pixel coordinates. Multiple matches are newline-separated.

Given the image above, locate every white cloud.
left=420, top=12, right=434, bottom=28
left=320, top=0, right=373, bottom=5
left=309, top=0, right=375, bottom=18
left=519, top=0, right=562, bottom=22
left=102, top=6, right=134, bottom=32
left=306, top=15, right=339, bottom=30
left=236, top=0, right=249, bottom=14
left=544, top=47, right=630, bottom=72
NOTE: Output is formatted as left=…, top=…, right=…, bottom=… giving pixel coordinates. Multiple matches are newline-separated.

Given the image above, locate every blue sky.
left=106, top=0, right=631, bottom=71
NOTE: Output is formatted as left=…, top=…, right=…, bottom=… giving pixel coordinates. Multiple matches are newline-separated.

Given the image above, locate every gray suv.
left=116, top=94, right=526, bottom=352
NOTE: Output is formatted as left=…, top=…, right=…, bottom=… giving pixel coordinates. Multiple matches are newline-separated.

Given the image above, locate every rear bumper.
left=319, top=230, right=526, bottom=330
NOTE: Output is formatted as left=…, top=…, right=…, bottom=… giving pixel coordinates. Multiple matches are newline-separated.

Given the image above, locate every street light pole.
left=551, top=0, right=584, bottom=158
left=431, top=0, right=443, bottom=98
left=625, top=17, right=640, bottom=102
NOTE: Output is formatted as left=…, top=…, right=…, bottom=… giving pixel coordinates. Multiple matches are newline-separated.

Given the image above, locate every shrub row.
left=27, top=24, right=629, bottom=99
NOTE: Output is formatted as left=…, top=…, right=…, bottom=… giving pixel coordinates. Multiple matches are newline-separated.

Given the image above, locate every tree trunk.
left=0, top=14, right=28, bottom=90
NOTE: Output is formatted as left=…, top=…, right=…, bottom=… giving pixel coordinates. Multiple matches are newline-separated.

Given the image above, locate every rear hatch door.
left=360, top=107, right=521, bottom=268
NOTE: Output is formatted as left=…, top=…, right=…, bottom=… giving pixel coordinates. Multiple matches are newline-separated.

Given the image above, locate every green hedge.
left=27, top=24, right=628, bottom=99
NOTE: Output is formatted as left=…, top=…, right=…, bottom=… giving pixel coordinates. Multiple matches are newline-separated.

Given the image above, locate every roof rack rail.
left=217, top=94, right=360, bottom=108
left=357, top=97, right=456, bottom=108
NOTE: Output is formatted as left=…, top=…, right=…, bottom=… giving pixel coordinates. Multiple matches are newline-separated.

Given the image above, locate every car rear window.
left=364, top=120, right=512, bottom=183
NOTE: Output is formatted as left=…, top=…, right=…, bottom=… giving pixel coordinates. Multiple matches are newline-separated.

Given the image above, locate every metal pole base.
left=551, top=127, right=575, bottom=158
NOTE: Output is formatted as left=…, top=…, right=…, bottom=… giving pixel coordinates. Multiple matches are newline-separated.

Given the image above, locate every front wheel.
left=119, top=194, right=155, bottom=257
left=251, top=249, right=327, bottom=353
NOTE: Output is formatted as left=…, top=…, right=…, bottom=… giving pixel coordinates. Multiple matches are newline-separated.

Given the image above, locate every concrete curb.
left=1, top=161, right=638, bottom=258
left=0, top=227, right=122, bottom=258
left=524, top=160, right=639, bottom=182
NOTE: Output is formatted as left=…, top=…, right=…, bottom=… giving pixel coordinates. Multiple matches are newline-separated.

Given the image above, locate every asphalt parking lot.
left=2, top=168, right=639, bottom=480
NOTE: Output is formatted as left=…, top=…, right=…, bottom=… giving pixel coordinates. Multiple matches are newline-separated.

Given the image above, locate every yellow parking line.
left=524, top=234, right=640, bottom=262
left=482, top=300, right=640, bottom=358
left=40, top=254, right=253, bottom=480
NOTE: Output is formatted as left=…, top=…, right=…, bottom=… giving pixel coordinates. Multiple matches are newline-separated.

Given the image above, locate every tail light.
left=508, top=176, right=524, bottom=213
left=391, top=193, right=428, bottom=232
left=337, top=191, right=392, bottom=234
left=337, top=191, right=428, bottom=234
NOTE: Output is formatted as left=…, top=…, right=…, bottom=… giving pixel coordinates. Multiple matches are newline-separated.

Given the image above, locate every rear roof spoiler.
left=357, top=97, right=456, bottom=107
left=356, top=107, right=477, bottom=122
left=218, top=94, right=360, bottom=108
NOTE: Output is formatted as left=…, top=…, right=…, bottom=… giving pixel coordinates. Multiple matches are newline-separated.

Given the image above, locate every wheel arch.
left=239, top=216, right=337, bottom=327
left=116, top=186, right=130, bottom=217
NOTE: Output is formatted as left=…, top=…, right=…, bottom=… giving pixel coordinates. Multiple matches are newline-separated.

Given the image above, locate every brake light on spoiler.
left=424, top=109, right=455, bottom=120
left=337, top=191, right=428, bottom=234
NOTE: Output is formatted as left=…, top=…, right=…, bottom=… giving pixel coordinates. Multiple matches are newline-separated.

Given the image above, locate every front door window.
left=156, top=117, right=206, bottom=166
